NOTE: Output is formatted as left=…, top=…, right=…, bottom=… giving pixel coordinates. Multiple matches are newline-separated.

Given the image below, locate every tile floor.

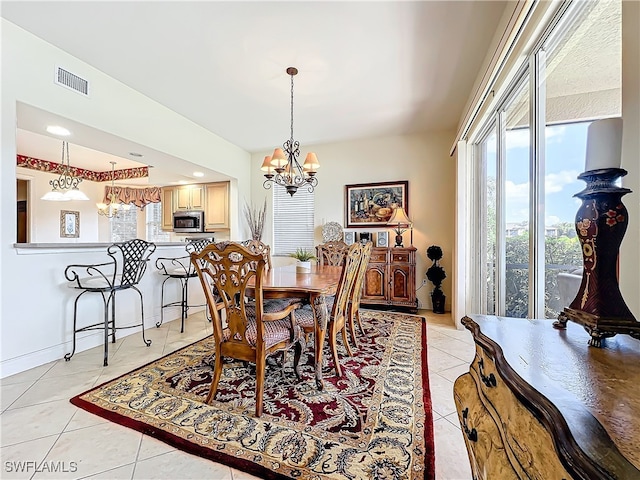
left=0, top=310, right=474, bottom=480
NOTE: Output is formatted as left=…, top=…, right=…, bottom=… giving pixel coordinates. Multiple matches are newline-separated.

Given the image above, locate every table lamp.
left=387, top=206, right=412, bottom=247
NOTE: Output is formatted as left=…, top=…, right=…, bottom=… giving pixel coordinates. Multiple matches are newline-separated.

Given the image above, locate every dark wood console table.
left=454, top=315, right=640, bottom=479
left=361, top=246, right=417, bottom=313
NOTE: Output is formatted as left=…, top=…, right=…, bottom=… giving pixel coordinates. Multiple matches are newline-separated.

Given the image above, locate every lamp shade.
left=387, top=206, right=411, bottom=226
left=270, top=148, right=287, bottom=169
left=64, top=188, right=90, bottom=201
left=41, top=190, right=69, bottom=201
left=303, top=152, right=320, bottom=172
left=260, top=155, right=274, bottom=173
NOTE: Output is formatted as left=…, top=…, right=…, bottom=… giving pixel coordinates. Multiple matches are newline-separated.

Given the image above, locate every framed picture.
left=376, top=231, right=389, bottom=247
left=343, top=231, right=355, bottom=245
left=359, top=232, right=372, bottom=244
left=345, top=181, right=408, bottom=228
left=60, top=210, right=79, bottom=238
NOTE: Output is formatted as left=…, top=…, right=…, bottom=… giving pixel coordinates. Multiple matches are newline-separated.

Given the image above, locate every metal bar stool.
left=155, top=238, right=213, bottom=333
left=64, top=239, right=156, bottom=366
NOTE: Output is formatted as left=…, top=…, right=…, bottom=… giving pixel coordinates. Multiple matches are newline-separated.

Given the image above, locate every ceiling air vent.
left=55, top=66, right=89, bottom=96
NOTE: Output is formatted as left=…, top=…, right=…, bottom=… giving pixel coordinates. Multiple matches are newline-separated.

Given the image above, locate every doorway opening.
left=16, top=178, right=29, bottom=243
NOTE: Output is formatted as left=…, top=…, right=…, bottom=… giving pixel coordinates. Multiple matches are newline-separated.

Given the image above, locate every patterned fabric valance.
left=17, top=155, right=149, bottom=181
left=104, top=186, right=162, bottom=208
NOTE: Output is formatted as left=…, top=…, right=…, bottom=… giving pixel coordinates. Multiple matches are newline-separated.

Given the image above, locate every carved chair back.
left=331, top=242, right=364, bottom=324
left=316, top=240, right=350, bottom=266
left=241, top=239, right=272, bottom=271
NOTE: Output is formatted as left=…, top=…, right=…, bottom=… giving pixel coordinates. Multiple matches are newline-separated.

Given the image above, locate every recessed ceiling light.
left=193, top=171, right=204, bottom=177
left=46, top=125, right=70, bottom=136
left=129, top=152, right=143, bottom=157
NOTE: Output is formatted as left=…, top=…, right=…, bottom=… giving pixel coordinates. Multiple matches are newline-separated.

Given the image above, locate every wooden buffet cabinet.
left=454, top=315, right=640, bottom=480
left=161, top=182, right=229, bottom=232
left=361, top=246, right=417, bottom=313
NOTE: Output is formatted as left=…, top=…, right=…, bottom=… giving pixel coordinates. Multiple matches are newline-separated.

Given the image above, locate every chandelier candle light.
left=262, top=67, right=319, bottom=196
left=387, top=206, right=412, bottom=247
left=41, top=141, right=90, bottom=201
left=97, top=162, right=131, bottom=218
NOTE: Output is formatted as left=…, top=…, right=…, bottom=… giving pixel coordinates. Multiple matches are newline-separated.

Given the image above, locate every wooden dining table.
left=248, top=264, right=343, bottom=390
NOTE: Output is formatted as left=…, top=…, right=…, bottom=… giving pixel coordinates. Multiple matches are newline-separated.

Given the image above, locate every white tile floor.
left=0, top=310, right=474, bottom=480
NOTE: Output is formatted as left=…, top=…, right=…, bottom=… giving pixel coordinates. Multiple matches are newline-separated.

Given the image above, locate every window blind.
left=273, top=186, right=315, bottom=256
left=146, top=203, right=170, bottom=242
left=110, top=208, right=138, bottom=243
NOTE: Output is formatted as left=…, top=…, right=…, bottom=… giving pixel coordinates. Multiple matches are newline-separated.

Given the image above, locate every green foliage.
left=426, top=264, right=446, bottom=288
left=289, top=248, right=317, bottom=262
left=501, top=233, right=582, bottom=318
left=426, top=245, right=443, bottom=261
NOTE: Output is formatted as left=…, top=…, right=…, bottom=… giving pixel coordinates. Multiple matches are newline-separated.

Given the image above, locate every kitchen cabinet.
left=204, top=182, right=229, bottom=230
left=361, top=246, right=417, bottom=312
left=175, top=184, right=205, bottom=211
left=161, top=181, right=229, bottom=232
left=161, top=187, right=175, bottom=230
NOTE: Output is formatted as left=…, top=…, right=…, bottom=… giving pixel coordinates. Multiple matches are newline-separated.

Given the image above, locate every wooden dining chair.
left=297, top=242, right=364, bottom=377
left=316, top=240, right=349, bottom=266
left=190, top=241, right=304, bottom=417
left=240, top=239, right=272, bottom=271
left=347, top=241, right=373, bottom=349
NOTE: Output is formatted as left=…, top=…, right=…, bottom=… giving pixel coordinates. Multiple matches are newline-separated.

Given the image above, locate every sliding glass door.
left=473, top=0, right=621, bottom=319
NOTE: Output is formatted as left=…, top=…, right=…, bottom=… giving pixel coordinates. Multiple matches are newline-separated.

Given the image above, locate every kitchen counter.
left=14, top=242, right=187, bottom=249
left=13, top=242, right=188, bottom=255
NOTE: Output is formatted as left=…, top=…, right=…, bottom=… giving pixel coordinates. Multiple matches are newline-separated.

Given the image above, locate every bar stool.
left=155, top=238, right=213, bottom=333
left=64, top=239, right=156, bottom=367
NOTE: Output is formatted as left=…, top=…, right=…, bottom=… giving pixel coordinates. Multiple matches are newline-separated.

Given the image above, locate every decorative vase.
left=431, top=288, right=446, bottom=314
left=296, top=261, right=312, bottom=273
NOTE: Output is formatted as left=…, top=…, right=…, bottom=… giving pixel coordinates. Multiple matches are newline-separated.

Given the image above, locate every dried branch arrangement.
left=244, top=198, right=267, bottom=241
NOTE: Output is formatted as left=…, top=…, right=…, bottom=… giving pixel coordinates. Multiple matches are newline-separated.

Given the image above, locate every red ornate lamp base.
left=553, top=168, right=638, bottom=347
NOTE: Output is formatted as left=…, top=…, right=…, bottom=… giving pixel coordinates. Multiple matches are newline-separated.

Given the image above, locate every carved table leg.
left=310, top=293, right=329, bottom=390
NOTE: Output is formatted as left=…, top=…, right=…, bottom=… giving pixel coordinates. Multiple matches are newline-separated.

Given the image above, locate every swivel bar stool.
left=155, top=238, right=213, bottom=333
left=64, top=239, right=156, bottom=366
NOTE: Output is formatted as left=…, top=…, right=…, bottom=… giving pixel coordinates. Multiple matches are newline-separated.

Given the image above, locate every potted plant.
left=426, top=245, right=446, bottom=314
left=290, top=248, right=317, bottom=273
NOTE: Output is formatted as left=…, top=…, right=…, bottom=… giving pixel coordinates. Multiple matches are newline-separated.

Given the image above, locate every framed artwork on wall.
left=60, top=210, right=79, bottom=238
left=376, top=231, right=389, bottom=247
left=345, top=181, right=408, bottom=228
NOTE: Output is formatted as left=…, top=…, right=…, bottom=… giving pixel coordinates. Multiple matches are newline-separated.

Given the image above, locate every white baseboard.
left=0, top=311, right=190, bottom=379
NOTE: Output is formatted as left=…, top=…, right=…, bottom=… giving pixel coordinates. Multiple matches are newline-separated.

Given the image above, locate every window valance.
left=103, top=186, right=162, bottom=208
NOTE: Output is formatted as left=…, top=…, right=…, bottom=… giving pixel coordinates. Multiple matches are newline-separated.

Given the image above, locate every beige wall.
left=250, top=132, right=457, bottom=312
left=620, top=0, right=640, bottom=317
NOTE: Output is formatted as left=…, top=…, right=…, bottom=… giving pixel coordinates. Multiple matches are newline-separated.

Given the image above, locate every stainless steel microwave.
left=173, top=210, right=204, bottom=233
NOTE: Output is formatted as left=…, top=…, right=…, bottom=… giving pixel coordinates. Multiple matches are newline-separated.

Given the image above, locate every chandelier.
left=41, top=141, right=90, bottom=201
left=96, top=162, right=131, bottom=218
left=262, top=67, right=320, bottom=196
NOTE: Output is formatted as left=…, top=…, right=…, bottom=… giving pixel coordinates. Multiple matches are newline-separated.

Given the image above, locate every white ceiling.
left=3, top=1, right=508, bottom=182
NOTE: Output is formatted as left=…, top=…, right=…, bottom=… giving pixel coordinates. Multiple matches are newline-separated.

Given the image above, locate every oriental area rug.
left=71, top=310, right=435, bottom=480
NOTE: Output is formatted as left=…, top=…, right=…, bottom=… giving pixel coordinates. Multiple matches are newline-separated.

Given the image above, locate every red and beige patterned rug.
left=71, top=310, right=435, bottom=480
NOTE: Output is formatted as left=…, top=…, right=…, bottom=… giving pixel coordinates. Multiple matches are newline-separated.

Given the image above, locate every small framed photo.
left=376, top=231, right=389, bottom=247
left=359, top=232, right=372, bottom=244
left=343, top=231, right=356, bottom=246
left=60, top=210, right=79, bottom=238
